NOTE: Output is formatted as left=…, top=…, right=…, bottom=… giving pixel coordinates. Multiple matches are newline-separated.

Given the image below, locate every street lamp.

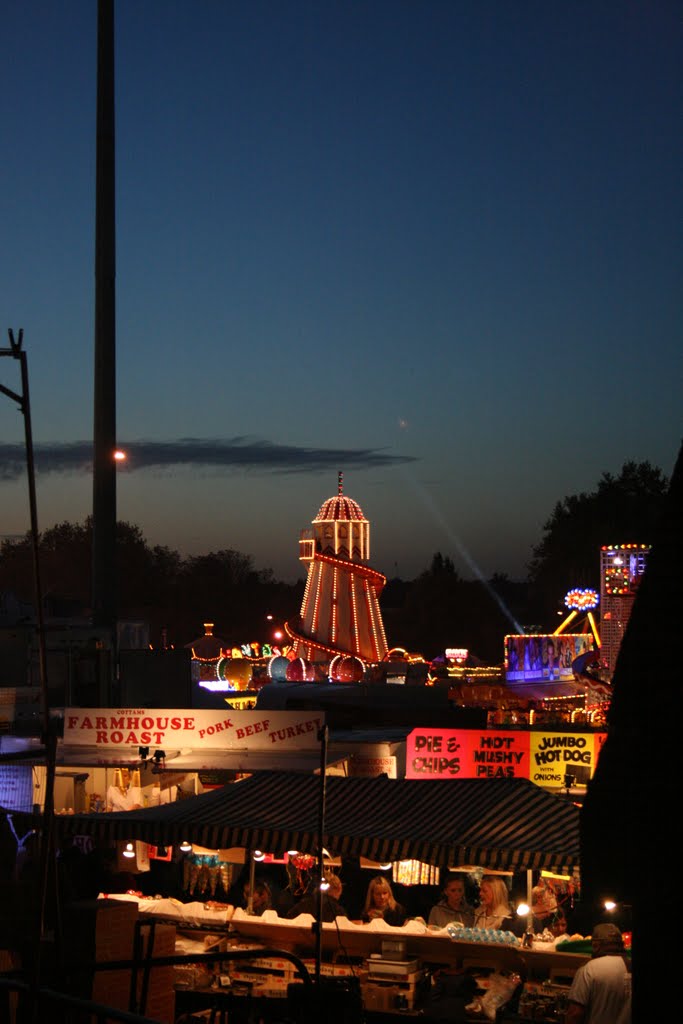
left=266, top=613, right=284, bottom=644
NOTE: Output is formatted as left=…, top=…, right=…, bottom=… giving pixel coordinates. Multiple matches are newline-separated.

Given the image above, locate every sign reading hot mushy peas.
left=63, top=708, right=325, bottom=751
left=406, top=728, right=606, bottom=789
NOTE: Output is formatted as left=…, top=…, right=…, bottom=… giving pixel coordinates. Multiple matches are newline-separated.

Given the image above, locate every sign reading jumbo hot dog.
left=406, top=727, right=606, bottom=789
left=63, top=708, right=325, bottom=750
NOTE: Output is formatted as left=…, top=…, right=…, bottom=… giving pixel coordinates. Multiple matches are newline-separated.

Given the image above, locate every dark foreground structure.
left=581, top=438, right=681, bottom=1021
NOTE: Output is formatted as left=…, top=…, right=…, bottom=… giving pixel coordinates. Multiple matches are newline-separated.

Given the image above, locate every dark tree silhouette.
left=380, top=553, right=527, bottom=663
left=0, top=461, right=668, bottom=661
left=527, top=460, right=668, bottom=624
left=0, top=519, right=303, bottom=647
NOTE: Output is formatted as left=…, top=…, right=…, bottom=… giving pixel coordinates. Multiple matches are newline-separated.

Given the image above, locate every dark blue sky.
left=1, top=1, right=681, bottom=584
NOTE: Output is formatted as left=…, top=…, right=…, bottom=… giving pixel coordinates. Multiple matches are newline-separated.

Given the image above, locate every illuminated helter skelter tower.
left=286, top=474, right=389, bottom=669
left=600, top=543, right=650, bottom=676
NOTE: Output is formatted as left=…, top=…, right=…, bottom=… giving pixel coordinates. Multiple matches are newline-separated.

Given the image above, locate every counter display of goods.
left=228, top=909, right=588, bottom=968
left=97, top=892, right=234, bottom=928
left=225, top=908, right=591, bottom=1013
left=554, top=937, right=594, bottom=955
left=517, top=980, right=571, bottom=1022
left=172, top=933, right=315, bottom=1001
left=96, top=900, right=594, bottom=1019
left=447, top=923, right=521, bottom=946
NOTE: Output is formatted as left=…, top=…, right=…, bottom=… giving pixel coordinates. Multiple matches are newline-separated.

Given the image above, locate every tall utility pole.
left=92, top=0, right=117, bottom=700
left=1, top=331, right=57, bottom=1008
left=0, top=333, right=49, bottom=737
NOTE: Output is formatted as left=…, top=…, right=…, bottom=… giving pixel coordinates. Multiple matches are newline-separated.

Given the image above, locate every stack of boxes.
left=0, top=948, right=20, bottom=1024
left=220, top=938, right=426, bottom=1011
left=136, top=922, right=176, bottom=1023
left=229, top=950, right=302, bottom=998
left=361, top=940, right=425, bottom=1012
left=217, top=940, right=361, bottom=1000
left=62, top=899, right=176, bottom=1023
left=63, top=898, right=139, bottom=1013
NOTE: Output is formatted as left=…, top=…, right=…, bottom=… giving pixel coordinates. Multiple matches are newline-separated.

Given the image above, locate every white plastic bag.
left=478, top=971, right=522, bottom=1021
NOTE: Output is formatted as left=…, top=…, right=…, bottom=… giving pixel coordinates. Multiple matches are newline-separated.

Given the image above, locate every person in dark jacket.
left=285, top=872, right=347, bottom=922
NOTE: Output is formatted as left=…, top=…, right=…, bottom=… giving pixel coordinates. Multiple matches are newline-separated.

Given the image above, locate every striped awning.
left=47, top=772, right=579, bottom=873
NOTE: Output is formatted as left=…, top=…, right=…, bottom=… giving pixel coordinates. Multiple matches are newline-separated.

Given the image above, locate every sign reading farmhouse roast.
left=407, top=727, right=607, bottom=788
left=63, top=708, right=325, bottom=751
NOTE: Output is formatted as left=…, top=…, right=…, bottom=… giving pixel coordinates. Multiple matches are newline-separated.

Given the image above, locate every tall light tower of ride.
left=599, top=543, right=650, bottom=677
left=92, top=0, right=117, bottom=697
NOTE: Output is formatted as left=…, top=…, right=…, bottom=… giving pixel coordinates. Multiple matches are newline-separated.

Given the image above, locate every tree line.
left=0, top=461, right=669, bottom=664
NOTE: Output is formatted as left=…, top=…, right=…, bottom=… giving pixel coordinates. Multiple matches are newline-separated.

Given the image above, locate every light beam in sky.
left=400, top=466, right=525, bottom=635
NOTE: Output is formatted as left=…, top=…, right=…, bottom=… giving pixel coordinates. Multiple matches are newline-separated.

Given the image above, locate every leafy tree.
left=427, top=552, right=458, bottom=578
left=527, top=460, right=669, bottom=624
left=1, top=459, right=668, bottom=661
left=0, top=520, right=300, bottom=646
left=383, top=552, right=517, bottom=663
left=0, top=521, right=91, bottom=605
left=176, top=550, right=267, bottom=639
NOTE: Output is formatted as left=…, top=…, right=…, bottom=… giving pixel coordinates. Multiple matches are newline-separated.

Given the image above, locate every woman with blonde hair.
left=473, top=875, right=517, bottom=932
left=362, top=875, right=406, bottom=926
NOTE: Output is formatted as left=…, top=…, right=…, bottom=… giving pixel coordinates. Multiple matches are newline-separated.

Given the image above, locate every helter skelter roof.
left=313, top=471, right=367, bottom=522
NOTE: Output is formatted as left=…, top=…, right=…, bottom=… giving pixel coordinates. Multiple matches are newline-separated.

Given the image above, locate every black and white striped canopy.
left=51, top=772, right=579, bottom=873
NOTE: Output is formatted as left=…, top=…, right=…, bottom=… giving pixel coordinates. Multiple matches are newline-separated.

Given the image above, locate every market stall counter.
left=220, top=909, right=590, bottom=1020
left=98, top=899, right=590, bottom=1022
left=228, top=908, right=588, bottom=976
left=99, top=892, right=234, bottom=930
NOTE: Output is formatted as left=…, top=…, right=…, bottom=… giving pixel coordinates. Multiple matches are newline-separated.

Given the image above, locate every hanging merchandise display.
left=288, top=852, right=316, bottom=895
left=182, top=852, right=239, bottom=898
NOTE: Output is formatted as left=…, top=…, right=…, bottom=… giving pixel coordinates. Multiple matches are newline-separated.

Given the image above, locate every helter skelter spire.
left=287, top=477, right=388, bottom=665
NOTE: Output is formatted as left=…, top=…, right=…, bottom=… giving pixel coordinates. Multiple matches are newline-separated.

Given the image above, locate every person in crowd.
left=473, top=875, right=518, bottom=932
left=56, top=836, right=92, bottom=903
left=285, top=872, right=347, bottom=922
left=531, top=884, right=568, bottom=936
left=547, top=906, right=569, bottom=938
left=428, top=874, right=475, bottom=928
left=362, top=875, right=406, bottom=926
left=322, top=873, right=346, bottom=916
left=565, top=923, right=631, bottom=1024
left=243, top=880, right=272, bottom=915
left=274, top=884, right=296, bottom=917
left=335, top=855, right=365, bottom=920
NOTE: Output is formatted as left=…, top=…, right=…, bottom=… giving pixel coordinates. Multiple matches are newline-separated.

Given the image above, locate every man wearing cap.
left=565, top=923, right=631, bottom=1023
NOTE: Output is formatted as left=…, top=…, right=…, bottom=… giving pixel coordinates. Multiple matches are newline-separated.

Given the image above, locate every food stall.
left=36, top=768, right=589, bottom=1021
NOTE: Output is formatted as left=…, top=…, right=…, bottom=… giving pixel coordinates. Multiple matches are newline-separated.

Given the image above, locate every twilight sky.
left=1, top=1, right=681, bottom=585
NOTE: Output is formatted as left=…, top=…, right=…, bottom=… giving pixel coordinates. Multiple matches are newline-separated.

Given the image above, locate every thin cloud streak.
left=0, top=438, right=417, bottom=480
